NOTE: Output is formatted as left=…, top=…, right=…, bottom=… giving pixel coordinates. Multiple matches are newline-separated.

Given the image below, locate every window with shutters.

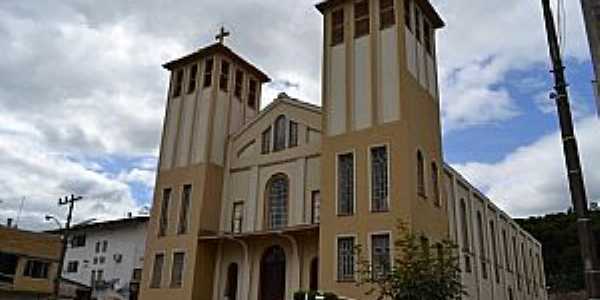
left=331, top=9, right=345, bottom=46
left=158, top=188, right=171, bottom=237
left=234, top=70, right=244, bottom=99
left=404, top=0, right=412, bottom=30
left=232, top=202, right=243, bottom=233
left=380, top=0, right=395, bottom=29
left=354, top=1, right=370, bottom=38
left=261, top=127, right=271, bottom=154
left=289, top=120, right=298, bottom=148
left=150, top=254, right=164, bottom=288
left=338, top=152, right=355, bottom=216
left=371, top=146, right=389, bottom=212
left=219, top=61, right=230, bottom=92
left=170, top=252, right=185, bottom=288
left=248, top=79, right=258, bottom=109
left=173, top=69, right=184, bottom=98
left=371, top=234, right=391, bottom=279
left=203, top=58, right=214, bottom=88
left=178, top=184, right=191, bottom=234
left=187, top=64, right=198, bottom=94
left=337, top=237, right=355, bottom=281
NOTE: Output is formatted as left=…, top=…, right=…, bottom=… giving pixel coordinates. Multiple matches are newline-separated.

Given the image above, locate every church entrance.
left=259, top=246, right=286, bottom=300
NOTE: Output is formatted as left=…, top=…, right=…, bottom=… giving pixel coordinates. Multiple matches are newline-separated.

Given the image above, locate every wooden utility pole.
left=53, top=194, right=83, bottom=300
left=541, top=0, right=600, bottom=297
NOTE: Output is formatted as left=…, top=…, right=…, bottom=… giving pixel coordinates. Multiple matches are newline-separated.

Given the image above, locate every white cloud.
left=453, top=116, right=600, bottom=217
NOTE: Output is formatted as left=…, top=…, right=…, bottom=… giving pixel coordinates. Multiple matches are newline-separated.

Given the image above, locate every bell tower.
left=315, top=0, right=447, bottom=298
left=140, top=30, right=270, bottom=300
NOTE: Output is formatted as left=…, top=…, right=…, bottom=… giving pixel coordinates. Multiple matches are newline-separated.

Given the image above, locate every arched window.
left=417, top=151, right=425, bottom=196
left=431, top=162, right=439, bottom=206
left=266, top=174, right=289, bottom=229
left=273, top=115, right=287, bottom=152
left=224, top=263, right=238, bottom=300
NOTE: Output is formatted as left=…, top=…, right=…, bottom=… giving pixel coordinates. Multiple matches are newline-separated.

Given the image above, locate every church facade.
left=138, top=0, right=547, bottom=299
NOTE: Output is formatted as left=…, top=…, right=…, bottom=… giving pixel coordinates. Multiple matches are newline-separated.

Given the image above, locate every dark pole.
left=541, top=0, right=600, bottom=297
left=53, top=194, right=83, bottom=300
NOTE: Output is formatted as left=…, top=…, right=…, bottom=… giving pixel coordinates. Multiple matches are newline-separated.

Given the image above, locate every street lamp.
left=45, top=215, right=62, bottom=230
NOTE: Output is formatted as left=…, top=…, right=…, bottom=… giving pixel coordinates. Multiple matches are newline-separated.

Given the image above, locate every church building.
left=138, top=0, right=547, bottom=299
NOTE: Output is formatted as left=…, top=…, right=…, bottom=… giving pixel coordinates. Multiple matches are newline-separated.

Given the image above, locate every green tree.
left=355, top=222, right=466, bottom=300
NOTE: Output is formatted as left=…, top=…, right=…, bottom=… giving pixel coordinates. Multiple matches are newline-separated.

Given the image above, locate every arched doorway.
left=309, top=257, right=318, bottom=291
left=259, top=246, right=286, bottom=300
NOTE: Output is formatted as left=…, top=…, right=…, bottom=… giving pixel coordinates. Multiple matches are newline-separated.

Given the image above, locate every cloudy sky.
left=0, top=0, right=598, bottom=231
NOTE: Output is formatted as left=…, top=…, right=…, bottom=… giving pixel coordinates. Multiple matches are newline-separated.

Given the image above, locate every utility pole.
left=53, top=194, right=83, bottom=300
left=541, top=0, right=600, bottom=297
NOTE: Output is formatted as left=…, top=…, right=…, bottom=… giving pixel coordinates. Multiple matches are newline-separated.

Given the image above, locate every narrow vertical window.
left=417, top=151, right=425, bottom=197
left=178, top=185, right=191, bottom=234
left=219, top=60, right=230, bottom=92
left=150, top=254, right=164, bottom=288
left=158, top=188, right=171, bottom=237
left=170, top=252, right=185, bottom=288
left=203, top=58, right=214, bottom=88
left=225, top=263, right=239, bottom=300
left=187, top=64, right=198, bottom=94
left=173, top=69, right=184, bottom=98
left=424, top=20, right=433, bottom=54
left=460, top=199, right=469, bottom=251
left=503, top=229, right=511, bottom=271
left=95, top=241, right=100, bottom=253
left=331, top=9, right=345, bottom=46
left=261, top=127, right=271, bottom=154
left=490, top=221, right=500, bottom=283
left=371, top=146, right=389, bottom=212
left=404, top=0, right=412, bottom=31
left=354, top=0, right=370, bottom=38
left=431, top=162, right=440, bottom=206
left=102, top=240, right=108, bottom=253
left=289, top=120, right=298, bottom=148
left=514, top=236, right=521, bottom=290
left=338, top=153, right=355, bottom=216
left=371, top=234, right=391, bottom=279
left=380, top=0, right=395, bottom=29
left=414, top=6, right=421, bottom=42
left=91, top=270, right=96, bottom=287
left=311, top=190, right=321, bottom=224
left=477, top=211, right=487, bottom=279
left=267, top=175, right=289, bottom=229
left=273, top=115, right=287, bottom=152
left=232, top=202, right=243, bottom=233
left=234, top=70, right=244, bottom=99
left=248, top=79, right=258, bottom=109
left=337, top=237, right=355, bottom=281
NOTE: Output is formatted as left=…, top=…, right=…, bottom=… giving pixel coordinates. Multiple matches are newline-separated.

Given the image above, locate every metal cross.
left=215, top=26, right=230, bottom=44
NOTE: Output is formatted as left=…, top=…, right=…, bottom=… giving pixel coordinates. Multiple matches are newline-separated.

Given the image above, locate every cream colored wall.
left=353, top=37, right=372, bottom=130
left=328, top=45, right=347, bottom=136
left=444, top=165, right=547, bottom=300
left=379, top=27, right=400, bottom=123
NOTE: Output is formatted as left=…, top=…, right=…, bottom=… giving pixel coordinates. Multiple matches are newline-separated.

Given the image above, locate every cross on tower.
left=215, top=26, right=230, bottom=44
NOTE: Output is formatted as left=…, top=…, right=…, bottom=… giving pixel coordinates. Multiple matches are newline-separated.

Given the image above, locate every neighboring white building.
left=59, top=216, right=148, bottom=300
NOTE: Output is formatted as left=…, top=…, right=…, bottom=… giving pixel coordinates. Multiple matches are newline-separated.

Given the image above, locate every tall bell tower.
left=139, top=30, right=270, bottom=300
left=315, top=0, right=447, bottom=298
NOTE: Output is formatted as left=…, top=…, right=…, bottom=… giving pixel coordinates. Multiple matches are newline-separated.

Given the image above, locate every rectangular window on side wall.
left=150, top=254, right=164, bottom=288
left=414, top=6, right=421, bottom=42
left=337, top=237, right=355, bottom=281
left=170, top=252, right=185, bottom=288
left=95, top=241, right=100, bottom=253
left=261, top=127, right=271, bottom=154
left=71, top=234, right=86, bottom=248
left=24, top=260, right=49, bottom=279
left=102, top=240, right=108, bottom=253
left=338, top=152, right=355, bottom=216
left=331, top=9, right=345, bottom=46
left=354, top=0, right=370, bottom=38
left=232, top=202, right=244, bottom=233
left=424, top=20, right=433, bottom=54
left=371, top=234, right=391, bottom=279
left=219, top=61, right=230, bottom=92
left=158, top=188, right=171, bottom=237
left=311, top=191, right=321, bottom=224
left=203, top=58, right=214, bottom=88
left=178, top=185, right=192, bottom=234
left=66, top=261, right=78, bottom=273
left=371, top=146, right=389, bottom=212
left=289, top=121, right=298, bottom=148
left=248, top=79, right=258, bottom=109
left=234, top=70, right=244, bottom=99
left=187, top=64, right=198, bottom=94
left=380, top=0, right=396, bottom=29
left=173, top=69, right=184, bottom=98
